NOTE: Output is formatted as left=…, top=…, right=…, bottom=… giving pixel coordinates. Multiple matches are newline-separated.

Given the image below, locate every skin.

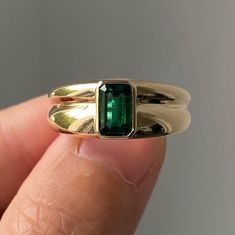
left=0, top=96, right=166, bottom=235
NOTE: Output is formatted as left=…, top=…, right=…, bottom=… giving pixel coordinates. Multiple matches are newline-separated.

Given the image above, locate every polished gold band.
left=48, top=79, right=191, bottom=139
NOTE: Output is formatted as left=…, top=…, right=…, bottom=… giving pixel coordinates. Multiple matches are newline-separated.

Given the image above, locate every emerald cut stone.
left=99, top=83, right=132, bottom=136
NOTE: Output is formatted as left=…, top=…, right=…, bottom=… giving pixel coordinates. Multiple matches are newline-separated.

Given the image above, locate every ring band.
left=48, top=79, right=191, bottom=139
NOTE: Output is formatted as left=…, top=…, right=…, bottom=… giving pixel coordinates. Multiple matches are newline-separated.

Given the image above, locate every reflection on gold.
left=49, top=103, right=96, bottom=136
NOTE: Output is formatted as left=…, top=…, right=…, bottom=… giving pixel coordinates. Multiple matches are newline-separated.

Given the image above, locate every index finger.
left=0, top=95, right=57, bottom=212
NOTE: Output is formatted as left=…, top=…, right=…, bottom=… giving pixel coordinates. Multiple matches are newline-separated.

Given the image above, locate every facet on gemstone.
left=99, top=83, right=132, bottom=136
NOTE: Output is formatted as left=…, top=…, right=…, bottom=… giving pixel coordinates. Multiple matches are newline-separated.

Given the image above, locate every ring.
left=48, top=79, right=191, bottom=139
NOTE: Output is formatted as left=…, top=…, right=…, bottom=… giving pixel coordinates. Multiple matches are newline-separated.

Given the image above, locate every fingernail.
left=78, top=138, right=166, bottom=187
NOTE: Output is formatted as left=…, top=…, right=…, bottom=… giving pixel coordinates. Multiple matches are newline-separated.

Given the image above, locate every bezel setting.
left=96, top=80, right=136, bottom=139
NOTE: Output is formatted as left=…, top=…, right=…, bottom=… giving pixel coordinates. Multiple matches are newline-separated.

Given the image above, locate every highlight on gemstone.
left=98, top=83, right=133, bottom=136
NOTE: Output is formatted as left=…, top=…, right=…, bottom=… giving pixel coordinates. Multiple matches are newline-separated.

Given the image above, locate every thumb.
left=0, top=135, right=166, bottom=235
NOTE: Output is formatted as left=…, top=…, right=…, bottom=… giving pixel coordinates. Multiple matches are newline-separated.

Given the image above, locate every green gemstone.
left=99, top=83, right=133, bottom=136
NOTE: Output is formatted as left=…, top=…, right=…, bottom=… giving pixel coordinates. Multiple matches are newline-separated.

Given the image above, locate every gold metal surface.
left=48, top=79, right=191, bottom=138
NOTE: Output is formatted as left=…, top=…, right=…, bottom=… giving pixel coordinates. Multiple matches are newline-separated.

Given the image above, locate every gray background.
left=0, top=1, right=234, bottom=234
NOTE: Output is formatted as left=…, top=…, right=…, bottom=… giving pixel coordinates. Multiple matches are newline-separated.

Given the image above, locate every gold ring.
left=48, top=79, right=191, bottom=139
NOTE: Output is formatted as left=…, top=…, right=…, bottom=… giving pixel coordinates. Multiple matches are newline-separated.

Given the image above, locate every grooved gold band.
left=48, top=79, right=191, bottom=139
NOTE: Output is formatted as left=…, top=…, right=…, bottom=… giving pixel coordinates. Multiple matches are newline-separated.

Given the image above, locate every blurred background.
left=0, top=1, right=234, bottom=234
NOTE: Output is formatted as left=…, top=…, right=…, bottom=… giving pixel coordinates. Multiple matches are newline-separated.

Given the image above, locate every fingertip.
left=0, top=135, right=166, bottom=235
left=78, top=137, right=166, bottom=186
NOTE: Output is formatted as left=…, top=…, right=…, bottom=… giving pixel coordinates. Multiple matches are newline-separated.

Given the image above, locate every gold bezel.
left=95, top=79, right=136, bottom=139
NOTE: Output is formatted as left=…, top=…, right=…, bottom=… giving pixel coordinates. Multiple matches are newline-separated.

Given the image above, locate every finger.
left=0, top=96, right=57, bottom=212
left=0, top=135, right=166, bottom=235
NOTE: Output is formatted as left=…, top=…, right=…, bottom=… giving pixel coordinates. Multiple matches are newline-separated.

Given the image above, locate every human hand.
left=0, top=96, right=166, bottom=235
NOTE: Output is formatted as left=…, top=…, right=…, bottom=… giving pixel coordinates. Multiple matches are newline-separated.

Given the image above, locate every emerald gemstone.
left=99, top=83, right=133, bottom=136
